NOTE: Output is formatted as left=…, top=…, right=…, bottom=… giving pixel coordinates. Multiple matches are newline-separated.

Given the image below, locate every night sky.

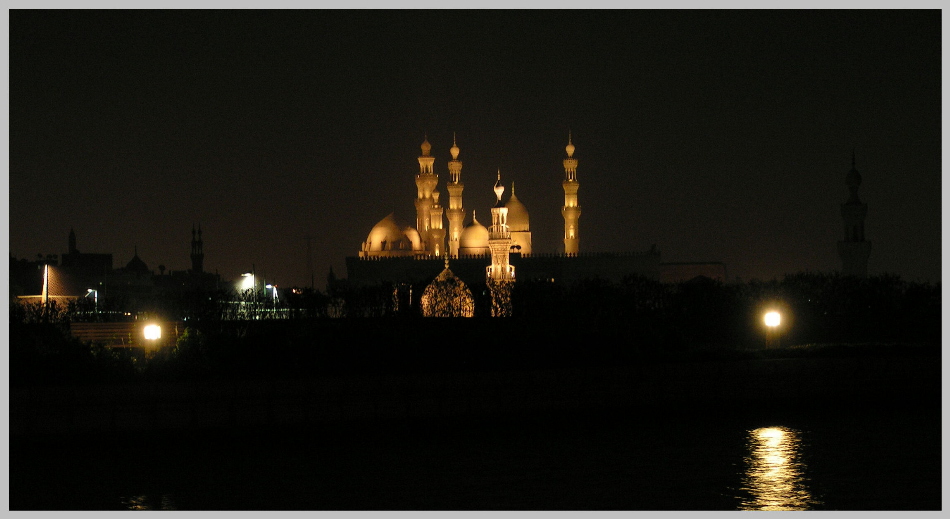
left=9, top=10, right=942, bottom=288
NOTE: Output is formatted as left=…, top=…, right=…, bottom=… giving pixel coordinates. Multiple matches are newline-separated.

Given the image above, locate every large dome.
left=505, top=191, right=530, bottom=232
left=458, top=213, right=490, bottom=256
left=362, top=213, right=421, bottom=254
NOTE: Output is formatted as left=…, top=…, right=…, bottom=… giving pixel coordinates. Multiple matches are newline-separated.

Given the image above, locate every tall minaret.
left=429, top=190, right=445, bottom=257
left=561, top=133, right=581, bottom=255
left=414, top=136, right=440, bottom=253
left=191, top=224, right=205, bottom=273
left=487, top=171, right=515, bottom=282
left=446, top=135, right=465, bottom=257
left=837, top=153, right=871, bottom=277
left=68, top=228, right=77, bottom=255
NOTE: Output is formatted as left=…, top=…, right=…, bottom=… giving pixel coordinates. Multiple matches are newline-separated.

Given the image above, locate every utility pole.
left=306, top=234, right=314, bottom=290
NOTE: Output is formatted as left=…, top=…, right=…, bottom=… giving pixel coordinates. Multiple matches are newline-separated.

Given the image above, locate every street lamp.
left=86, top=288, right=98, bottom=315
left=764, top=311, right=781, bottom=349
left=143, top=324, right=162, bottom=341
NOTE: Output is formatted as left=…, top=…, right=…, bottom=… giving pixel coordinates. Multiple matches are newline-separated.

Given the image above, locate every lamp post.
left=143, top=323, right=162, bottom=352
left=86, top=288, right=98, bottom=316
left=764, top=311, right=781, bottom=349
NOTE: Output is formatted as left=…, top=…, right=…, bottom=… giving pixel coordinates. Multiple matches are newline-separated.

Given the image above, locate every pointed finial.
left=450, top=132, right=460, bottom=160
left=566, top=132, right=576, bottom=158
left=493, top=170, right=505, bottom=201
left=511, top=181, right=515, bottom=196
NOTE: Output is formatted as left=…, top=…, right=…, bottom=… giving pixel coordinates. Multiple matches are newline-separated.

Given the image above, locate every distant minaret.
left=561, top=132, right=581, bottom=255
left=191, top=224, right=205, bottom=274
left=837, top=153, right=871, bottom=277
left=487, top=171, right=515, bottom=282
left=414, top=136, right=440, bottom=254
left=446, top=134, right=465, bottom=257
left=68, top=228, right=77, bottom=255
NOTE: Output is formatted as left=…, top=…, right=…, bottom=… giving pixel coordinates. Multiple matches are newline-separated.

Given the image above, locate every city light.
left=241, top=272, right=255, bottom=291
left=143, top=324, right=162, bottom=340
left=764, top=310, right=782, bottom=349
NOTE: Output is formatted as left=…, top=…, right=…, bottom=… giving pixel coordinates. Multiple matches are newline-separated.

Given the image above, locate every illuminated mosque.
left=345, top=135, right=714, bottom=310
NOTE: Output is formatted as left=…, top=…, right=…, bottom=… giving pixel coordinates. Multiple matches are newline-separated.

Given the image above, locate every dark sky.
left=9, top=10, right=942, bottom=288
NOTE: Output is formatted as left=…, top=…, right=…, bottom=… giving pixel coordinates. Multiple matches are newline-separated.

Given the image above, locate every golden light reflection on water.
left=739, top=426, right=821, bottom=511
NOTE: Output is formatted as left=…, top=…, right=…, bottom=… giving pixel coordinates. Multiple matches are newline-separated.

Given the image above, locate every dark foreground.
left=10, top=349, right=942, bottom=510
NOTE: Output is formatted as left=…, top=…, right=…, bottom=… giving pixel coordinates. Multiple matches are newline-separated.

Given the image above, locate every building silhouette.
left=837, top=153, right=872, bottom=278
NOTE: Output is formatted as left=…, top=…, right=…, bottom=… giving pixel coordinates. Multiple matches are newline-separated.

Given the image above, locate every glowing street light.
left=143, top=324, right=162, bottom=341
left=764, top=311, right=781, bottom=349
left=86, top=288, right=98, bottom=313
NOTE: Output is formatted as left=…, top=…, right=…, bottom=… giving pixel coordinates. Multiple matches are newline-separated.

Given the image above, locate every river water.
left=10, top=401, right=940, bottom=510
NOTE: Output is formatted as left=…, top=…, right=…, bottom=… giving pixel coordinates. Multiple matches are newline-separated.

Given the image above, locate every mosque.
left=344, top=135, right=710, bottom=299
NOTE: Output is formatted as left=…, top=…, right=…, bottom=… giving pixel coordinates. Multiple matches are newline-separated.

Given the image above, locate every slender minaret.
left=561, top=132, right=581, bottom=255
left=68, top=228, right=77, bottom=255
left=429, top=189, right=445, bottom=257
left=446, top=135, right=465, bottom=257
left=837, top=153, right=871, bottom=277
left=487, top=171, right=514, bottom=282
left=191, top=224, right=204, bottom=273
left=414, top=136, right=440, bottom=253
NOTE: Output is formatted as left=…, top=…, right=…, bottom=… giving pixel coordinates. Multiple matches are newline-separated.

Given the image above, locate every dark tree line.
left=9, top=271, right=940, bottom=387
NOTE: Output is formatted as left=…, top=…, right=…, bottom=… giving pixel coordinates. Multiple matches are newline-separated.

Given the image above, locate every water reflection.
left=739, top=426, right=820, bottom=511
left=121, top=493, right=176, bottom=510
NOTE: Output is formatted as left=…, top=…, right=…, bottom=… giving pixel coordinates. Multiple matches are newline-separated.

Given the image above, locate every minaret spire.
left=561, top=133, right=581, bottom=254
left=191, top=223, right=205, bottom=273
left=414, top=135, right=440, bottom=255
left=446, top=135, right=465, bottom=257
left=487, top=170, right=514, bottom=316
left=837, top=154, right=871, bottom=277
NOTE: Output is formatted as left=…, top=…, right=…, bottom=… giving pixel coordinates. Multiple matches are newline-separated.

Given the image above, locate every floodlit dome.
left=363, top=213, right=420, bottom=254
left=458, top=212, right=489, bottom=255
left=505, top=188, right=530, bottom=232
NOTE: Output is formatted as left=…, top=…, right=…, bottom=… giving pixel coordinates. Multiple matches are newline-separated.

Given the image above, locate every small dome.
left=566, top=133, right=575, bottom=157
left=506, top=188, right=530, bottom=232
left=458, top=212, right=490, bottom=255
left=420, top=137, right=432, bottom=156
left=125, top=249, right=149, bottom=273
left=493, top=171, right=505, bottom=201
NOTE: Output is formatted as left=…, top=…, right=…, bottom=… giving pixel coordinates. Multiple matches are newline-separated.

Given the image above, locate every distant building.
left=11, top=227, right=223, bottom=319
left=837, top=154, right=872, bottom=278
left=348, top=135, right=667, bottom=290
